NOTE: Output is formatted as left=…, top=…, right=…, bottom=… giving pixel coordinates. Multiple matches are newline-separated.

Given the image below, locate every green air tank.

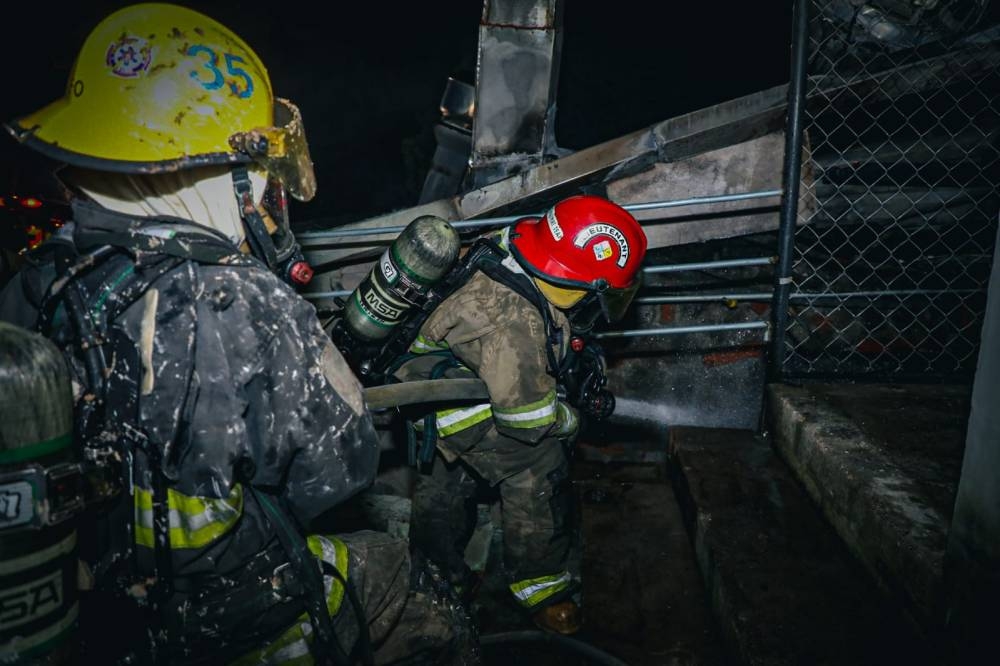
left=0, top=323, right=79, bottom=665
left=344, top=215, right=461, bottom=343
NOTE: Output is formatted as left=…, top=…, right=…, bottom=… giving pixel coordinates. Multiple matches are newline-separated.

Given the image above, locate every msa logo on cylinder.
left=0, top=570, right=63, bottom=632
left=362, top=289, right=403, bottom=322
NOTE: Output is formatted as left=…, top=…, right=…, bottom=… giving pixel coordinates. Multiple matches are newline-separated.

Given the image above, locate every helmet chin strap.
left=232, top=165, right=278, bottom=270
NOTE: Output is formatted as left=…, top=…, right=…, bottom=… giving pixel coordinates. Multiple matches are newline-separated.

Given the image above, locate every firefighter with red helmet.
left=394, top=194, right=647, bottom=634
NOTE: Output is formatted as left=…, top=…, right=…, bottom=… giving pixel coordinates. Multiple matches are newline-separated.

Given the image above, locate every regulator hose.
left=479, top=630, right=630, bottom=666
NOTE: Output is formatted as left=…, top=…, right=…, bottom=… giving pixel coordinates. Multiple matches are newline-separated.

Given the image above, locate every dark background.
left=0, top=1, right=792, bottom=228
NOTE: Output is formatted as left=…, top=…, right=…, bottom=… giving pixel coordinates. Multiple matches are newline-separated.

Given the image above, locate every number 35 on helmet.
left=5, top=2, right=316, bottom=202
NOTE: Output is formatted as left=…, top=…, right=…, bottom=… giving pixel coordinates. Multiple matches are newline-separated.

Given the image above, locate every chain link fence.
left=783, top=0, right=1000, bottom=379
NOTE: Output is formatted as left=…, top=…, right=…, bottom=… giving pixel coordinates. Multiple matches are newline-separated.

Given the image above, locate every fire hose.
left=362, top=378, right=490, bottom=410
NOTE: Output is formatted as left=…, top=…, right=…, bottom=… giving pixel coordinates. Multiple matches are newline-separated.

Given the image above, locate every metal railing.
left=304, top=253, right=778, bottom=340
left=302, top=256, right=778, bottom=301
left=595, top=321, right=769, bottom=340
left=296, top=190, right=782, bottom=244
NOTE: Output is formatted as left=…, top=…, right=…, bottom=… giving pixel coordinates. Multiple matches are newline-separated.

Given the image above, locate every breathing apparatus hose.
left=479, top=630, right=630, bottom=666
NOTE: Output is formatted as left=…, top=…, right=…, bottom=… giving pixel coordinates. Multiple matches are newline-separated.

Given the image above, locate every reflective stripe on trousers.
left=509, top=570, right=572, bottom=609
left=229, top=535, right=350, bottom=665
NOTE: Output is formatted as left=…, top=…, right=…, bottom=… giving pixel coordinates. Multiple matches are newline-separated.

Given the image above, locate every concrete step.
left=767, top=383, right=969, bottom=634
left=574, top=461, right=726, bottom=666
left=669, top=426, right=933, bottom=665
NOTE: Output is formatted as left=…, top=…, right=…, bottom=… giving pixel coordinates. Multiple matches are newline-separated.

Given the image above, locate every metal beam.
left=299, top=31, right=1000, bottom=270
left=299, top=84, right=792, bottom=266
left=468, top=0, right=564, bottom=187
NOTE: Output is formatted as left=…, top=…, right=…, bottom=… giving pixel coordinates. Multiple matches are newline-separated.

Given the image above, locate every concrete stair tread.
left=670, top=426, right=931, bottom=665
left=768, top=383, right=969, bottom=629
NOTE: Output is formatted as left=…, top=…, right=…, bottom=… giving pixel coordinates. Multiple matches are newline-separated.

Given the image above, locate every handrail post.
left=768, top=0, right=810, bottom=382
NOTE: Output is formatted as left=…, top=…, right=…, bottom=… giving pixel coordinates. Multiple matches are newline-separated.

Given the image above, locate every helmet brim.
left=6, top=120, right=252, bottom=173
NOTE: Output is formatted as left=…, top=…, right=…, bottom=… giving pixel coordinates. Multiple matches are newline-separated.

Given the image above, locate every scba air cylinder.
left=0, top=323, right=79, bottom=665
left=345, top=215, right=461, bottom=343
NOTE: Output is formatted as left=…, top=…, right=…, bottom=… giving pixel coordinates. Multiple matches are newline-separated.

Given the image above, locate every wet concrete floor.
left=475, top=458, right=723, bottom=666
left=339, top=429, right=727, bottom=664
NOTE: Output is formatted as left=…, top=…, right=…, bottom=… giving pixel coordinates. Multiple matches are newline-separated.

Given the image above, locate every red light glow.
left=21, top=197, right=42, bottom=209
left=26, top=225, right=44, bottom=249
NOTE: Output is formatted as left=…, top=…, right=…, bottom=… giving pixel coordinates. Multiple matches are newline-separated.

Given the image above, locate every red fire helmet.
left=509, top=195, right=648, bottom=322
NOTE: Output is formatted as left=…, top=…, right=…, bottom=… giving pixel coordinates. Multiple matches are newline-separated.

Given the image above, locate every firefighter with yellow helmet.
left=0, top=3, right=472, bottom=664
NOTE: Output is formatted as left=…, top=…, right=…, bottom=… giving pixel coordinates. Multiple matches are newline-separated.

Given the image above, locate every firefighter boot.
left=531, top=599, right=582, bottom=635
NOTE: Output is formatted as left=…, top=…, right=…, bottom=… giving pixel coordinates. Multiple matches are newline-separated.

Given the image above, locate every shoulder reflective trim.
left=0, top=531, right=76, bottom=576
left=509, top=571, right=571, bottom=609
left=306, top=534, right=350, bottom=617
left=492, top=389, right=557, bottom=429
left=436, top=403, right=493, bottom=437
left=409, top=334, right=450, bottom=354
left=501, top=249, right=527, bottom=276
left=0, top=433, right=71, bottom=464
left=134, top=483, right=243, bottom=550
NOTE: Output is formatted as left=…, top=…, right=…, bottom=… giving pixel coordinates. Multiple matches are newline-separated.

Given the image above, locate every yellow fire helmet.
left=5, top=2, right=316, bottom=202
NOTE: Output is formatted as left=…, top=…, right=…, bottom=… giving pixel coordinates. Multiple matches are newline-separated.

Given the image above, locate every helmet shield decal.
left=230, top=98, right=316, bottom=202
left=573, top=223, right=630, bottom=268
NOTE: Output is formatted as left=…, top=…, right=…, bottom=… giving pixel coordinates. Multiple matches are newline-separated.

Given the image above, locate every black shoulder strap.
left=35, top=242, right=185, bottom=663
left=231, top=165, right=278, bottom=270
left=472, top=244, right=564, bottom=379
left=244, top=479, right=355, bottom=666
left=75, top=227, right=256, bottom=268
left=370, top=235, right=565, bottom=380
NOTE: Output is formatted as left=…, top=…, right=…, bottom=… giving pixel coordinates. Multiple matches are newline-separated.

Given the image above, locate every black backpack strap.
left=231, top=166, right=278, bottom=270
left=240, top=471, right=356, bottom=666
left=368, top=235, right=564, bottom=381
left=75, top=227, right=255, bottom=267
left=473, top=249, right=564, bottom=379
left=36, top=241, right=188, bottom=663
